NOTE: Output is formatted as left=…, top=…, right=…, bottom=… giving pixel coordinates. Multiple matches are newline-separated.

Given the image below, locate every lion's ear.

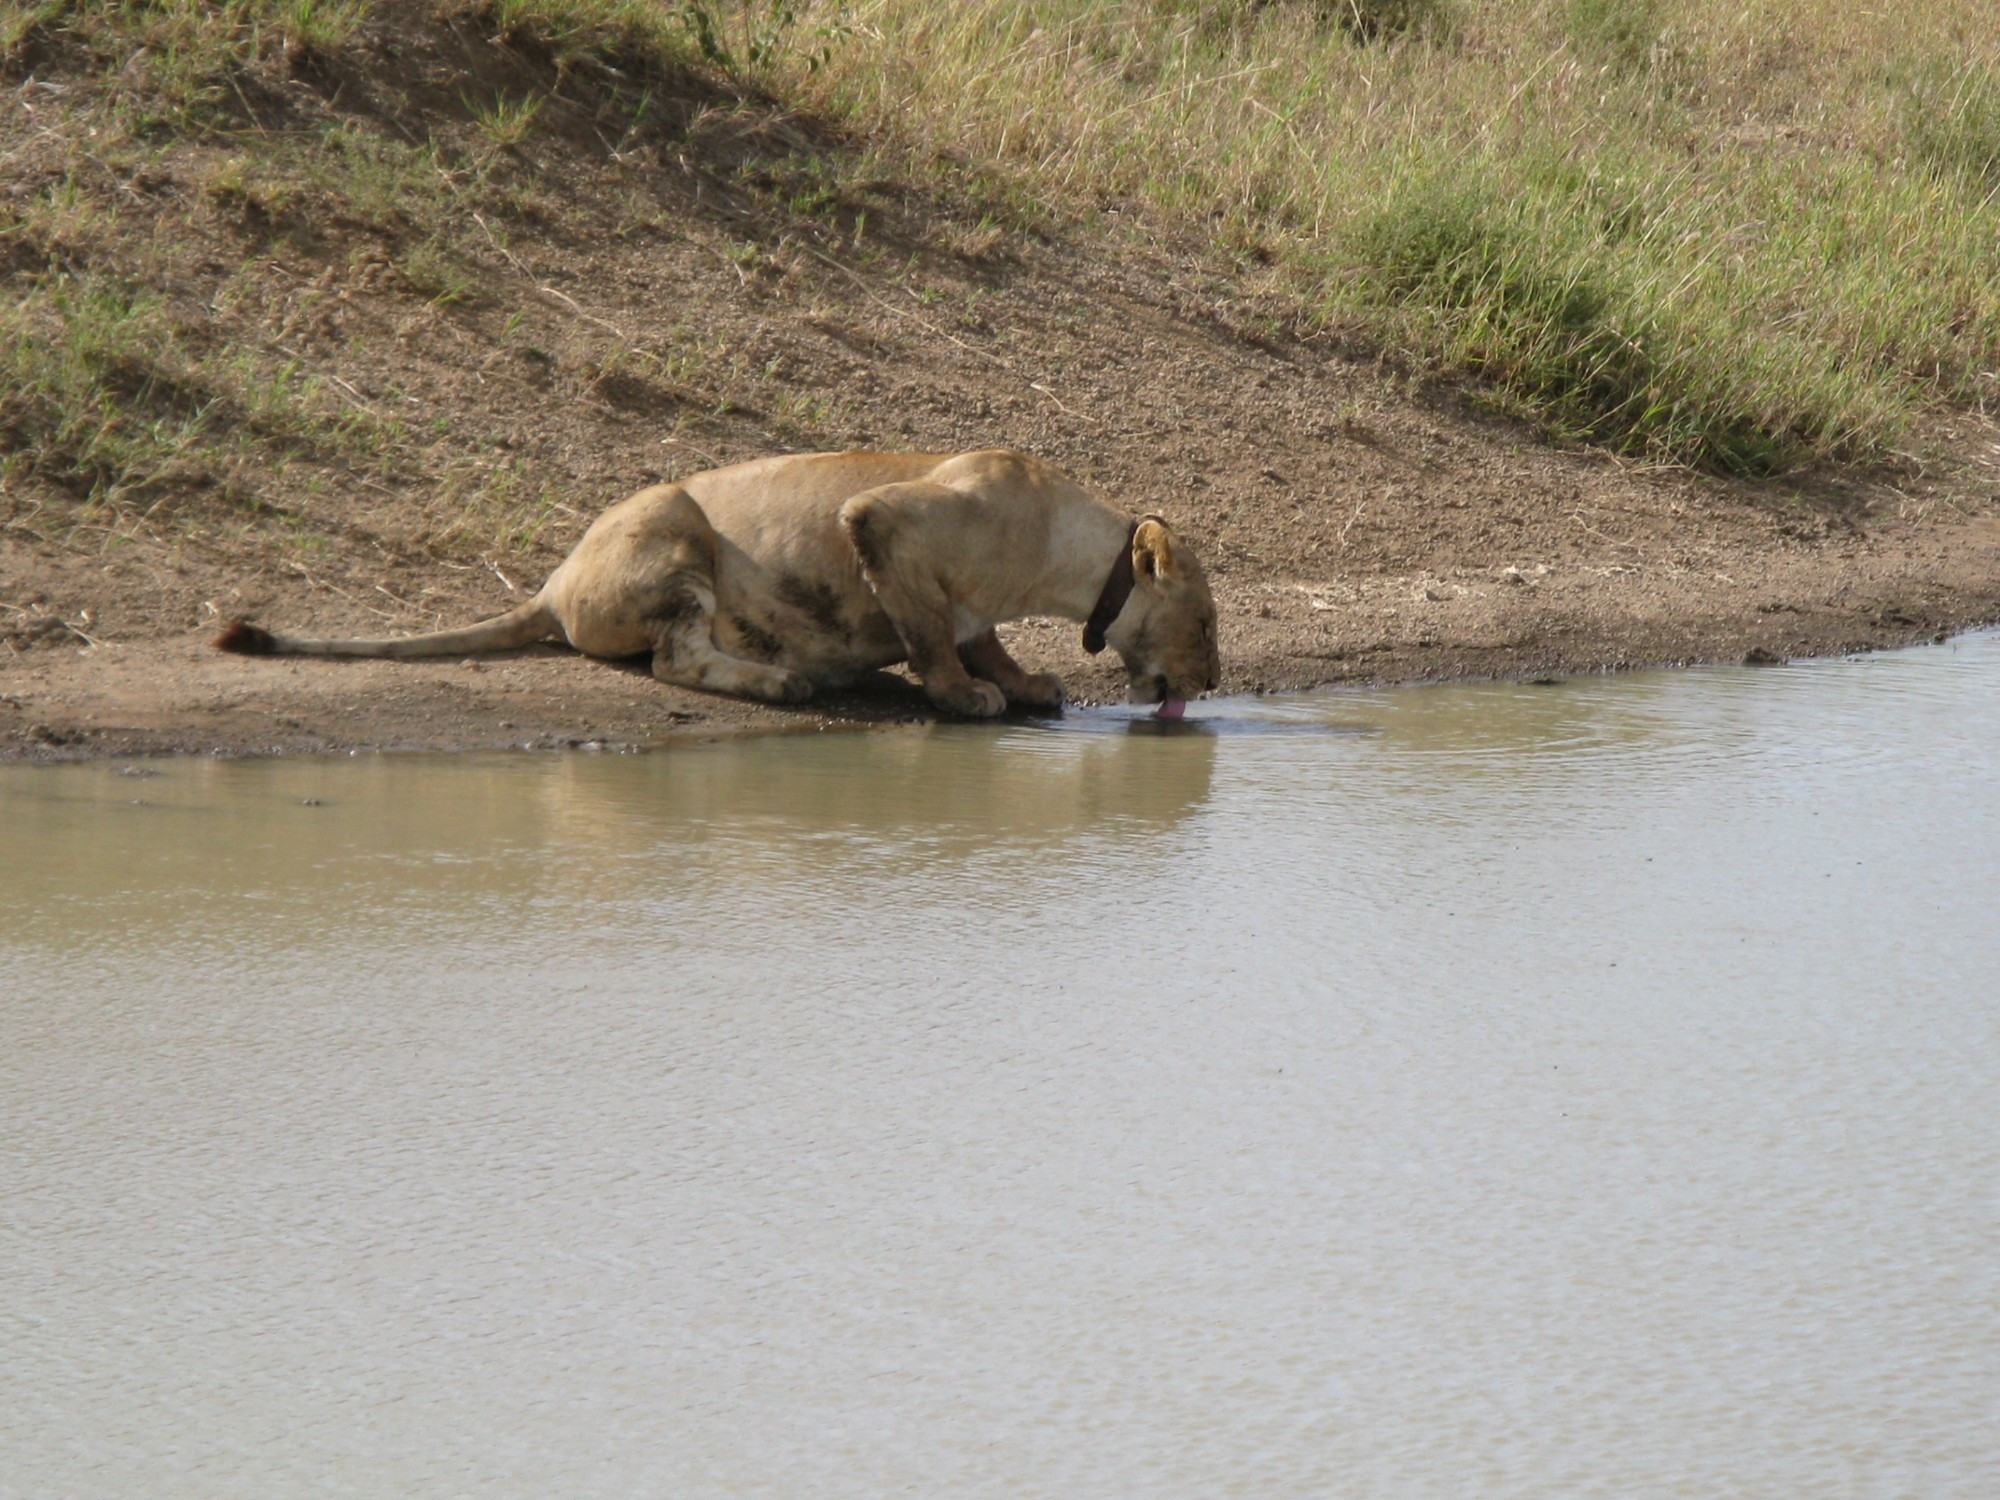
left=1132, top=516, right=1180, bottom=582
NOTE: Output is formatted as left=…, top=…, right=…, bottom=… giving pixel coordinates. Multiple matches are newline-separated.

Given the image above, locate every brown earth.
left=5, top=11, right=1999, bottom=762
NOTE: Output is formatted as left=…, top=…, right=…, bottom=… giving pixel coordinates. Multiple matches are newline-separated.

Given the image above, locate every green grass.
left=0, top=259, right=390, bottom=517
left=2, top=0, right=375, bottom=129
left=0, top=271, right=210, bottom=506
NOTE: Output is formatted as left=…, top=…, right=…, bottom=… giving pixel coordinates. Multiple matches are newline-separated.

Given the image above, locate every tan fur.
left=215, top=449, right=1221, bottom=716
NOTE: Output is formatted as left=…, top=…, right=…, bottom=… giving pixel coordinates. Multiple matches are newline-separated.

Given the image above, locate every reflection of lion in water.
left=217, top=448, right=1221, bottom=717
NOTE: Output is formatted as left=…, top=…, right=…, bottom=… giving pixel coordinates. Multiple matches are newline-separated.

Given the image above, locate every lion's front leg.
left=840, top=482, right=1006, bottom=718
left=959, top=628, right=1064, bottom=712
left=907, top=613, right=1005, bottom=719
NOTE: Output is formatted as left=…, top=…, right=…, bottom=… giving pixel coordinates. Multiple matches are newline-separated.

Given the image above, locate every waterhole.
left=5, top=634, right=1997, bottom=1496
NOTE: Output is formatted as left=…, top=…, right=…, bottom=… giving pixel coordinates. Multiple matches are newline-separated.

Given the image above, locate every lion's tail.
left=214, top=598, right=559, bottom=660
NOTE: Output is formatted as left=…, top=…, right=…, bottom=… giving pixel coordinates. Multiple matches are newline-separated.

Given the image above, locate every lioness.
left=215, top=448, right=1221, bottom=717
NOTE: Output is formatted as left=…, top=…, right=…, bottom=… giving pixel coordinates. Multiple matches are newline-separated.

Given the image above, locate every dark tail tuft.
left=213, top=619, right=277, bottom=655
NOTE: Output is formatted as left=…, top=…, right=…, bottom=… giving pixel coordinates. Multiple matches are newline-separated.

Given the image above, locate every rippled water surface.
left=6, top=636, right=1999, bottom=1497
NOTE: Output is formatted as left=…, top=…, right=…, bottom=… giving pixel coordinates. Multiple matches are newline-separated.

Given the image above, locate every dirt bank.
left=5, top=12, right=1998, bottom=761
left=11, top=378, right=1999, bottom=762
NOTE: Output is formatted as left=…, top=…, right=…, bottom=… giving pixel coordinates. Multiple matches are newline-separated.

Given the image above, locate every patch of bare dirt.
left=5, top=9, right=1999, bottom=761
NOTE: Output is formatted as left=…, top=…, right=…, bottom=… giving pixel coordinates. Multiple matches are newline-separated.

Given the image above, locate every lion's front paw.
left=933, top=678, right=1007, bottom=718
left=760, top=669, right=815, bottom=705
left=1008, top=672, right=1066, bottom=712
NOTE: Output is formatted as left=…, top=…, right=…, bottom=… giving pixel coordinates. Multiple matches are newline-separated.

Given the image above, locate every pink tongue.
left=1154, top=695, right=1188, bottom=721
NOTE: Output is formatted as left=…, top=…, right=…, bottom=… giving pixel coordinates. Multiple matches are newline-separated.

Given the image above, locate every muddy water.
left=5, top=634, right=1999, bottom=1497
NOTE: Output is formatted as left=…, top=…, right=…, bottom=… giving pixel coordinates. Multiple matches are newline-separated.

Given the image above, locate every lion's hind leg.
left=647, top=576, right=813, bottom=705
left=601, top=488, right=811, bottom=707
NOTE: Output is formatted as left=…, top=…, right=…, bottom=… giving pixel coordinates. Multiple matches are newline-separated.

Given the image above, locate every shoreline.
left=8, top=529, right=1997, bottom=763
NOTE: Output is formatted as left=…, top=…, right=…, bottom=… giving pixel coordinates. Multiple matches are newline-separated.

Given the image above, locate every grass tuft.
left=1564, top=0, right=1665, bottom=67
left=1355, top=175, right=1787, bottom=473
left=1898, top=54, right=2000, bottom=189
left=465, top=90, right=545, bottom=150
left=1323, top=0, right=1454, bottom=45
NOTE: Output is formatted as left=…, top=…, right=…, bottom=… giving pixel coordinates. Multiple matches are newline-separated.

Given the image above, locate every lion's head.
left=1102, top=517, right=1221, bottom=708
